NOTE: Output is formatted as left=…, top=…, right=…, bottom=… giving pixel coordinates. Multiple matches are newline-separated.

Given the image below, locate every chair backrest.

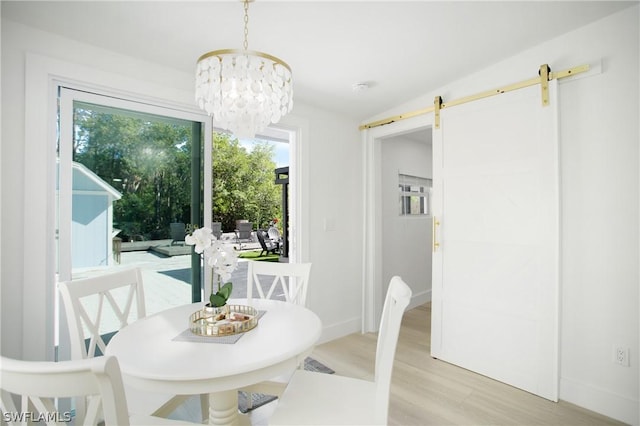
left=267, top=226, right=281, bottom=241
left=211, top=222, right=223, bottom=239
left=58, top=268, right=146, bottom=360
left=373, top=276, right=412, bottom=423
left=236, top=222, right=253, bottom=239
left=170, top=222, right=186, bottom=242
left=256, top=229, right=274, bottom=251
left=0, top=355, right=130, bottom=426
left=246, top=261, right=312, bottom=306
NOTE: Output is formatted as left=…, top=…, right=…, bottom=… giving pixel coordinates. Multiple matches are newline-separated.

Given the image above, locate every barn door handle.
left=432, top=216, right=440, bottom=252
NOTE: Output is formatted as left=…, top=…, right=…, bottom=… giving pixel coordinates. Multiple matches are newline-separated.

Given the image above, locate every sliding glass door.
left=57, top=88, right=211, bottom=359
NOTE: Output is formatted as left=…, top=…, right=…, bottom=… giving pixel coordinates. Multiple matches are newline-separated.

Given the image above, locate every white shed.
left=68, top=162, right=122, bottom=269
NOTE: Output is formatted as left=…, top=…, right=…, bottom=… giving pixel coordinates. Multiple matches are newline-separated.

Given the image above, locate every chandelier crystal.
left=195, top=1, right=293, bottom=139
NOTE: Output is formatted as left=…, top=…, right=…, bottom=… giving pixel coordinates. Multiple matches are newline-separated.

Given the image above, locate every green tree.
left=212, top=133, right=281, bottom=232
left=72, top=107, right=281, bottom=240
left=73, top=107, right=193, bottom=240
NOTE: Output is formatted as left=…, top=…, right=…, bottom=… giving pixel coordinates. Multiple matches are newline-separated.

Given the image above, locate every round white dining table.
left=105, top=298, right=322, bottom=425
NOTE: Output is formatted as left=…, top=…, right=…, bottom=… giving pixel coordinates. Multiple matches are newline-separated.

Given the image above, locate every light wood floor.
left=308, top=303, right=625, bottom=426
left=176, top=303, right=626, bottom=425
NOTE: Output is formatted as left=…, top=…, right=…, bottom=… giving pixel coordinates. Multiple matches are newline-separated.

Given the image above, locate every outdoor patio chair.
left=256, top=229, right=279, bottom=256
left=170, top=222, right=186, bottom=246
left=269, top=276, right=412, bottom=425
left=58, top=268, right=208, bottom=421
left=0, top=355, right=198, bottom=426
left=234, top=221, right=253, bottom=249
left=268, top=225, right=282, bottom=245
left=211, top=222, right=223, bottom=240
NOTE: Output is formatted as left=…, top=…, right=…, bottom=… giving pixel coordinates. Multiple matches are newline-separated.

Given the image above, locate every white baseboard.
left=560, top=376, right=639, bottom=425
left=318, top=316, right=361, bottom=345
left=409, top=289, right=431, bottom=311
left=317, top=290, right=430, bottom=346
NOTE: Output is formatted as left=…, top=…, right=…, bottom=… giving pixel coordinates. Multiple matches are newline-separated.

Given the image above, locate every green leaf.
left=209, top=282, right=233, bottom=307
left=209, top=293, right=227, bottom=307
left=219, top=282, right=233, bottom=300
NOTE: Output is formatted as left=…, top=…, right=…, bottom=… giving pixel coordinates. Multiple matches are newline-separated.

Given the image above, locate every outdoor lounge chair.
left=256, top=229, right=279, bottom=256
left=170, top=222, right=186, bottom=246
left=268, top=225, right=283, bottom=246
left=234, top=221, right=253, bottom=249
left=211, top=222, right=223, bottom=240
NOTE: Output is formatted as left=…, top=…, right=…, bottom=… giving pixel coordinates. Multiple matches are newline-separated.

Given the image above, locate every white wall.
left=365, top=6, right=639, bottom=424
left=381, top=135, right=432, bottom=305
left=286, top=102, right=364, bottom=342
left=1, top=19, right=362, bottom=360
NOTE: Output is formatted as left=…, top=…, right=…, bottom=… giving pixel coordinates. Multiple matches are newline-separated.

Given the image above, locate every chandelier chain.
left=243, top=0, right=249, bottom=51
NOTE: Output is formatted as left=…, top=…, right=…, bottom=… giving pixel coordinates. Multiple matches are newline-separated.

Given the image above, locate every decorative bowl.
left=189, top=304, right=258, bottom=337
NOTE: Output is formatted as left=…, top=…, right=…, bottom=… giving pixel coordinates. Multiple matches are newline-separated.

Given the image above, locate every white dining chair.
left=58, top=268, right=207, bottom=421
left=241, top=261, right=313, bottom=405
left=268, top=276, right=412, bottom=425
left=246, top=261, right=312, bottom=306
left=0, top=355, right=198, bottom=426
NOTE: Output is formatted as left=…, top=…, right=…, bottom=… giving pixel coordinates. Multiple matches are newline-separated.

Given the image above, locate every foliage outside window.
left=399, top=174, right=431, bottom=216
left=72, top=105, right=282, bottom=241
left=72, top=103, right=197, bottom=241
left=212, top=133, right=282, bottom=231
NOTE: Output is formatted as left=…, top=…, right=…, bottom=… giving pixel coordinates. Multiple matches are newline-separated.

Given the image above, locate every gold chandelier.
left=195, top=0, right=293, bottom=138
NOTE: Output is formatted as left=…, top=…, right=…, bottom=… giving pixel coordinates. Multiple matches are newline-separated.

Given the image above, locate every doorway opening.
left=380, top=128, right=433, bottom=314
left=240, top=125, right=298, bottom=263
left=362, top=117, right=434, bottom=333
left=211, top=130, right=290, bottom=257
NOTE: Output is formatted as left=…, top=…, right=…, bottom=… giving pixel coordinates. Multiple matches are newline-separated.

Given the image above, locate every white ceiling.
left=2, top=1, right=635, bottom=121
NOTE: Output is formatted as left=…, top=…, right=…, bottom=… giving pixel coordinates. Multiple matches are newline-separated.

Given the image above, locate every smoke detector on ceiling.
left=352, top=82, right=370, bottom=93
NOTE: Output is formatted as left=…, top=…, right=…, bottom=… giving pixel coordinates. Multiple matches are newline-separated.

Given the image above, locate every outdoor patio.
left=71, top=232, right=273, bottom=320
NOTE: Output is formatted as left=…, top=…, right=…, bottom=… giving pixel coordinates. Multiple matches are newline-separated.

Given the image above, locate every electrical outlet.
left=614, top=346, right=630, bottom=367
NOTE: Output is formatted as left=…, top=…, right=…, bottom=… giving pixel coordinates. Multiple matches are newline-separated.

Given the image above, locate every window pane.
left=398, top=174, right=431, bottom=216
left=59, top=100, right=203, bottom=329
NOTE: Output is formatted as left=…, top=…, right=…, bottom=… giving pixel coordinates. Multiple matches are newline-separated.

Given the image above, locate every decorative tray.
left=189, top=304, right=258, bottom=337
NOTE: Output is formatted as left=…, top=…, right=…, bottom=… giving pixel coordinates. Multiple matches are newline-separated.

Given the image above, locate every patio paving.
left=67, top=233, right=280, bottom=338
left=117, top=243, right=261, bottom=317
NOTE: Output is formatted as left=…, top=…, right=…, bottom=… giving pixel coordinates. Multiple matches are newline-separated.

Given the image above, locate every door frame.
left=23, top=53, right=212, bottom=361
left=362, top=114, right=433, bottom=332
left=238, top=121, right=307, bottom=265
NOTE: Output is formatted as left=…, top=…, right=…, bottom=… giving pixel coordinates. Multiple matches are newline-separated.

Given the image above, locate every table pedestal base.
left=208, top=391, right=238, bottom=425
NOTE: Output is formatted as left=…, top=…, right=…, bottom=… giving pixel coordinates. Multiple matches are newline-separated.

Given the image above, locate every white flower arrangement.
left=186, top=226, right=238, bottom=307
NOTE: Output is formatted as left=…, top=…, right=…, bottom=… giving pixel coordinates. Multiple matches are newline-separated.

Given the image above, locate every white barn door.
left=431, top=82, right=559, bottom=401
